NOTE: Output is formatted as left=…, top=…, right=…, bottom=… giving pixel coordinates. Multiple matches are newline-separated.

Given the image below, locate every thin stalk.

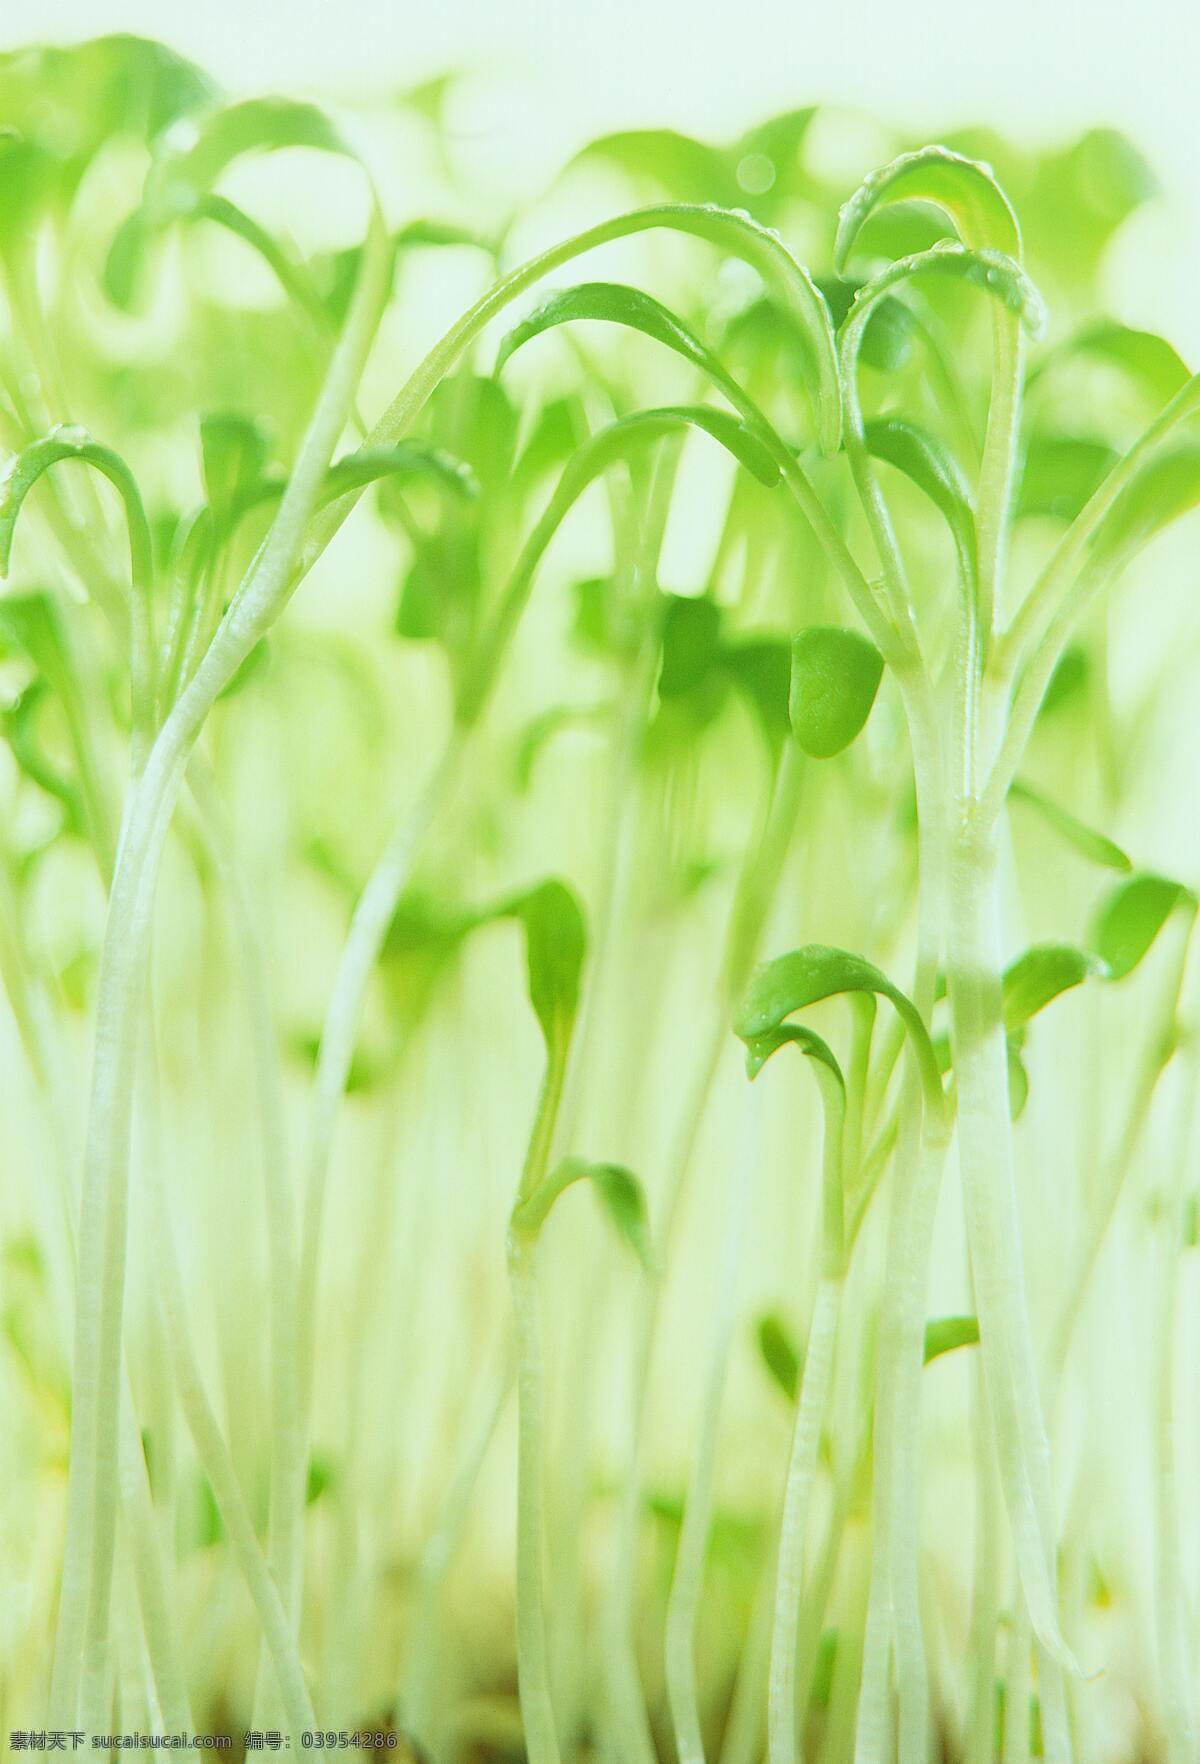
left=768, top=1057, right=845, bottom=1764
left=507, top=1021, right=574, bottom=1764
left=718, top=1541, right=777, bottom=1764
left=603, top=743, right=803, bottom=1763
left=143, top=1083, right=316, bottom=1748
left=1152, top=1042, right=1199, bottom=1764
left=186, top=761, right=305, bottom=1734
left=768, top=1276, right=840, bottom=1764
left=1003, top=1594, right=1033, bottom=1764
left=664, top=1090, right=757, bottom=1763
left=964, top=1352, right=1004, bottom=1764
left=509, top=1235, right=562, bottom=1764
left=294, top=727, right=467, bottom=1455
left=46, top=202, right=390, bottom=1728
left=402, top=1351, right=515, bottom=1743
left=853, top=670, right=947, bottom=1764
left=1048, top=927, right=1191, bottom=1377
left=945, top=812, right=1073, bottom=1683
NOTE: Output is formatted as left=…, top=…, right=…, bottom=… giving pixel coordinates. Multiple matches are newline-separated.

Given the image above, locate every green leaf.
left=756, top=1312, right=801, bottom=1402
left=721, top=638, right=793, bottom=751
left=511, top=1155, right=654, bottom=1267
left=835, top=145, right=1022, bottom=270
left=200, top=414, right=272, bottom=532
left=863, top=417, right=975, bottom=566
left=457, top=404, right=781, bottom=729
left=0, top=427, right=153, bottom=589
left=423, top=374, right=518, bottom=495
left=844, top=243, right=1046, bottom=341
left=2, top=682, right=85, bottom=835
left=551, top=408, right=781, bottom=511
left=495, top=214, right=840, bottom=458
left=658, top=595, right=724, bottom=700
left=1092, top=446, right=1200, bottom=566
left=514, top=703, right=607, bottom=792
left=789, top=625, right=884, bottom=759
left=731, top=285, right=914, bottom=378
left=0, top=37, right=213, bottom=241
left=147, top=97, right=352, bottom=219
left=0, top=590, right=76, bottom=701
left=323, top=440, right=477, bottom=505
left=736, top=944, right=942, bottom=1116
left=591, top=1163, right=655, bottom=1269
left=1037, top=645, right=1088, bottom=718
left=305, top=1453, right=336, bottom=1504
left=570, top=576, right=641, bottom=660
left=396, top=528, right=481, bottom=651
left=571, top=129, right=738, bottom=206
left=1017, top=435, right=1119, bottom=524
left=505, top=880, right=588, bottom=1053
left=513, top=395, right=587, bottom=487
left=1009, top=778, right=1132, bottom=872
left=496, top=281, right=780, bottom=461
left=742, top=1021, right=844, bottom=1087
left=923, top=1315, right=980, bottom=1364
left=1022, top=129, right=1157, bottom=285
left=1037, top=321, right=1191, bottom=410
left=1002, top=944, right=1109, bottom=1033
left=395, top=217, right=494, bottom=254
left=1091, top=874, right=1196, bottom=981
left=1007, top=1036, right=1030, bottom=1121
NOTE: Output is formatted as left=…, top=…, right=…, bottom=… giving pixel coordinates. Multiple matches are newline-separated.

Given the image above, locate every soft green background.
left=17, top=0, right=1200, bottom=356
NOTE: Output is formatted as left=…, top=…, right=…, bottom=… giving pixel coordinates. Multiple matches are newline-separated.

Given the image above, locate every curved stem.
left=46, top=202, right=390, bottom=1727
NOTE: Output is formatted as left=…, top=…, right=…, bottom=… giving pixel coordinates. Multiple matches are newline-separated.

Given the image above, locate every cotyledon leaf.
left=1090, top=445, right=1200, bottom=568
left=321, top=441, right=477, bottom=504
left=923, top=1315, right=980, bottom=1364
left=510, top=1156, right=654, bottom=1268
left=736, top=945, right=945, bottom=1121
left=863, top=416, right=976, bottom=570
left=1030, top=320, right=1192, bottom=410
left=1090, top=873, right=1197, bottom=982
left=0, top=427, right=153, bottom=589
left=502, top=878, right=588, bottom=1055
left=842, top=243, right=1046, bottom=349
left=109, top=96, right=373, bottom=311
left=757, top=1312, right=801, bottom=1402
left=568, top=128, right=739, bottom=207
left=496, top=281, right=790, bottom=460
left=788, top=626, right=884, bottom=759
left=1017, top=435, right=1119, bottom=524
left=148, top=97, right=353, bottom=213
left=1008, top=778, right=1132, bottom=872
left=200, top=414, right=272, bottom=533
left=835, top=144, right=1021, bottom=271
left=494, top=228, right=839, bottom=460
left=455, top=405, right=779, bottom=726
left=1001, top=945, right=1110, bottom=1033
left=999, top=877, right=1194, bottom=1032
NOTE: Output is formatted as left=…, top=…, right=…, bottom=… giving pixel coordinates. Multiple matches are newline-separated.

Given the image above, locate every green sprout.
left=0, top=30, right=1196, bottom=1764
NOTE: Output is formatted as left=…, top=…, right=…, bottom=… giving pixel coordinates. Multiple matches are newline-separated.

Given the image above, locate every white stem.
left=946, top=815, right=1073, bottom=1691
left=768, top=1276, right=841, bottom=1764
left=665, top=1095, right=756, bottom=1762
left=509, top=1237, right=562, bottom=1764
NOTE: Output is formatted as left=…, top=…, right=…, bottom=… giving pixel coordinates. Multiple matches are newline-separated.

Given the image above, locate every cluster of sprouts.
left=1, top=34, right=1198, bottom=1764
